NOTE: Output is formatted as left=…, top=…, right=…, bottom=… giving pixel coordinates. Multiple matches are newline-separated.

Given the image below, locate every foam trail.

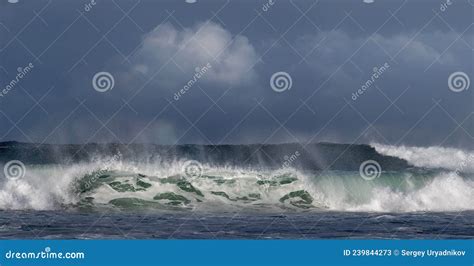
left=372, top=143, right=474, bottom=173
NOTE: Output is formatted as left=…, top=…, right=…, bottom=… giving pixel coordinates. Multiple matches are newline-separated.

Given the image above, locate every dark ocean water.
left=1, top=210, right=472, bottom=239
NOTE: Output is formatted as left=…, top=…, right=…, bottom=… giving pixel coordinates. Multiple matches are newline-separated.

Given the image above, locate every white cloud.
left=132, top=21, right=259, bottom=87
left=297, top=30, right=469, bottom=77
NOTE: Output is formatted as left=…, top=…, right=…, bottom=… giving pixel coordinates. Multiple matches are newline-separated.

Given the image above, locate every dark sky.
left=0, top=0, right=472, bottom=148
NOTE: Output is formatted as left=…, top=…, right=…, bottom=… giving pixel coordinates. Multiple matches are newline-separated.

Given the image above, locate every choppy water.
left=1, top=210, right=472, bottom=239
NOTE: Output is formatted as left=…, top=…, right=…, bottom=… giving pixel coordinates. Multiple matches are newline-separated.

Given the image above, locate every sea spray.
left=372, top=143, right=474, bottom=173
left=0, top=160, right=472, bottom=212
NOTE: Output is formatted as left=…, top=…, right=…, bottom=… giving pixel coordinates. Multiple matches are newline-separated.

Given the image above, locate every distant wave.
left=372, top=143, right=474, bottom=173
left=0, top=158, right=472, bottom=212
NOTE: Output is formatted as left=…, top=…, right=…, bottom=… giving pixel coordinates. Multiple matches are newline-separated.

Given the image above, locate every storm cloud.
left=0, top=0, right=472, bottom=148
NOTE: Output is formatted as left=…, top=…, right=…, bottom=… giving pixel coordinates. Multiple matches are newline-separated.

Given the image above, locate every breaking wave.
left=372, top=143, right=474, bottom=173
left=0, top=154, right=472, bottom=212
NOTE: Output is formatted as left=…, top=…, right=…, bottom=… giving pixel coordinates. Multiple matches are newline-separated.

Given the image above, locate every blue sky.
left=0, top=0, right=472, bottom=148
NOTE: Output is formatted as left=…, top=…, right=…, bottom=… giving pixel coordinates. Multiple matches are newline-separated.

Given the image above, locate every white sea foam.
left=337, top=172, right=474, bottom=212
left=372, top=143, right=474, bottom=173
left=0, top=153, right=472, bottom=212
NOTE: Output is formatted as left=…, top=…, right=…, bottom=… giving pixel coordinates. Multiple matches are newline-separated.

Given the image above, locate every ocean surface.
left=0, top=142, right=472, bottom=239
left=1, top=210, right=473, bottom=239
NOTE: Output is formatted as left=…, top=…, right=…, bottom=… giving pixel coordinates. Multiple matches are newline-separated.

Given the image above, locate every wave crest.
left=372, top=143, right=474, bottom=173
left=0, top=157, right=472, bottom=212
